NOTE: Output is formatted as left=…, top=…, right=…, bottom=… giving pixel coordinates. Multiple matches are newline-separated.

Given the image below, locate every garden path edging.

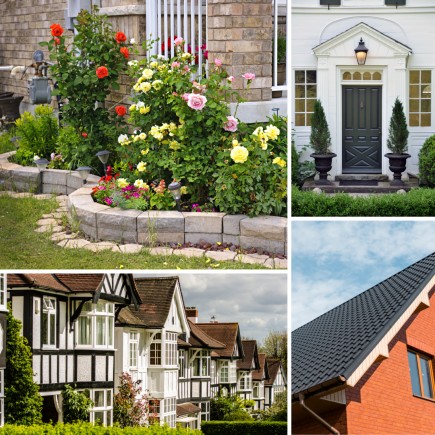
left=0, top=153, right=288, bottom=257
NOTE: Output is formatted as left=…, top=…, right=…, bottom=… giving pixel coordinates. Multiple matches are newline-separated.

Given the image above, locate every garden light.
left=168, top=180, right=182, bottom=211
left=35, top=158, right=49, bottom=172
left=355, top=38, right=368, bottom=65
left=95, top=150, right=111, bottom=176
left=76, top=166, right=92, bottom=184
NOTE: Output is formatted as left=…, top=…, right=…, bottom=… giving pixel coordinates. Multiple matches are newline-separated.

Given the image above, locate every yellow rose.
left=117, top=178, right=129, bottom=188
left=273, top=157, right=286, bottom=168
left=139, top=132, right=147, bottom=140
left=230, top=145, right=249, bottom=164
left=180, top=186, right=187, bottom=195
left=142, top=68, right=154, bottom=79
left=140, top=82, right=151, bottom=93
left=139, top=106, right=150, bottom=114
left=152, top=80, right=163, bottom=90
left=141, top=148, right=150, bottom=156
left=137, top=161, right=147, bottom=172
left=150, top=61, right=159, bottom=68
left=232, top=139, right=239, bottom=147
left=265, top=125, right=280, bottom=141
left=129, top=104, right=137, bottom=112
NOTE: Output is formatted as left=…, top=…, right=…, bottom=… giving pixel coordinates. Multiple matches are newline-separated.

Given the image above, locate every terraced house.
left=292, top=252, right=435, bottom=434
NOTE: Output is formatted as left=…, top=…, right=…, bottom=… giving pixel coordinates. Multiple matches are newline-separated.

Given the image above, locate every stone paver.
left=173, top=248, right=205, bottom=258
left=148, top=247, right=174, bottom=256
left=84, top=242, right=118, bottom=252
left=264, top=258, right=288, bottom=269
left=236, top=253, right=270, bottom=265
left=64, top=239, right=91, bottom=249
left=36, top=218, right=59, bottom=226
left=50, top=232, right=78, bottom=242
left=119, top=244, right=143, bottom=254
left=205, top=250, right=237, bottom=262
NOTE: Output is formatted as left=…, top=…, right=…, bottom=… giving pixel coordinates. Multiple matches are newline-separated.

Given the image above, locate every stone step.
left=302, top=179, right=418, bottom=194
left=335, top=174, right=389, bottom=182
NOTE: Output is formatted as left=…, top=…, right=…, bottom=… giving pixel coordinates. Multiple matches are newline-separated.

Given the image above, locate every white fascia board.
left=346, top=274, right=435, bottom=387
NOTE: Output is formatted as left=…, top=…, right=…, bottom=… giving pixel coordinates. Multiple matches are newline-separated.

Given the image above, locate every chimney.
left=210, top=315, right=218, bottom=323
left=186, top=306, right=198, bottom=323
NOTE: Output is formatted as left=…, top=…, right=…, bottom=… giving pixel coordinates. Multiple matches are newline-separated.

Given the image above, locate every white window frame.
left=150, top=333, right=162, bottom=366
left=163, top=397, right=176, bottom=428
left=129, top=331, right=138, bottom=369
left=165, top=332, right=178, bottom=366
left=192, top=350, right=210, bottom=377
left=179, top=350, right=186, bottom=379
left=219, top=361, right=229, bottom=383
left=42, top=296, right=56, bottom=348
left=76, top=301, right=114, bottom=349
left=0, top=275, right=6, bottom=310
left=253, top=381, right=260, bottom=398
left=238, top=371, right=251, bottom=391
left=90, top=388, right=113, bottom=426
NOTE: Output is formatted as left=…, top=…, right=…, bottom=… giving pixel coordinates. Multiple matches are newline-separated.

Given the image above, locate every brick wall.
left=345, top=286, right=435, bottom=433
left=207, top=0, right=273, bottom=102
left=292, top=405, right=348, bottom=434
left=0, top=0, right=67, bottom=102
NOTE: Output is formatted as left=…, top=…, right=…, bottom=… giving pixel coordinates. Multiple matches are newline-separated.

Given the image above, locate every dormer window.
left=42, top=297, right=56, bottom=347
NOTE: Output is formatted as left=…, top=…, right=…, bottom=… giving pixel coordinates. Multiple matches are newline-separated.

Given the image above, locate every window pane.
left=78, top=317, right=91, bottom=345
left=409, top=85, right=419, bottom=98
left=421, top=114, right=431, bottom=127
left=306, top=85, right=316, bottom=98
left=343, top=71, right=351, bottom=80
left=96, top=317, right=106, bottom=345
left=409, top=114, right=419, bottom=126
left=421, top=99, right=431, bottom=112
left=94, top=411, right=104, bottom=425
left=363, top=72, right=371, bottom=80
left=421, top=70, right=431, bottom=84
left=410, top=70, right=420, bottom=84
left=108, top=318, right=114, bottom=346
left=50, top=313, right=55, bottom=345
left=42, top=312, right=48, bottom=345
left=94, top=391, right=105, bottom=407
left=409, top=99, right=419, bottom=112
left=373, top=72, right=382, bottom=80
left=295, top=70, right=305, bottom=84
left=106, top=390, right=112, bottom=406
left=408, top=352, right=422, bottom=396
left=295, top=85, right=305, bottom=98
left=420, top=357, right=434, bottom=398
left=306, top=70, right=316, bottom=83
left=295, top=99, right=305, bottom=112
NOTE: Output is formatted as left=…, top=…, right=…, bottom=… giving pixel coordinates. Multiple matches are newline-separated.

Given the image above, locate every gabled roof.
left=117, top=277, right=179, bottom=328
left=7, top=274, right=105, bottom=293
left=252, top=353, right=270, bottom=382
left=195, top=322, right=244, bottom=359
left=237, top=340, right=260, bottom=371
left=292, top=252, right=435, bottom=399
left=265, top=358, right=286, bottom=387
left=188, top=320, right=226, bottom=350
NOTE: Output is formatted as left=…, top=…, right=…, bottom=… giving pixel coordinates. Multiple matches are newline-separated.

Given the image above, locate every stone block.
left=184, top=212, right=225, bottom=233
left=137, top=210, right=184, bottom=233
left=223, top=214, right=247, bottom=235
left=66, top=172, right=86, bottom=190
left=97, top=208, right=141, bottom=243
left=42, top=183, right=67, bottom=195
left=223, top=234, right=240, bottom=246
left=138, top=232, right=184, bottom=245
left=240, top=216, right=287, bottom=241
left=239, top=235, right=285, bottom=255
left=185, top=233, right=223, bottom=245
left=42, top=169, right=67, bottom=186
left=72, top=202, right=107, bottom=240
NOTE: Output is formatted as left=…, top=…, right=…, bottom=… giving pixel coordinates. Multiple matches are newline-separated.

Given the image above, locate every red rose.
left=50, top=23, right=64, bottom=37
left=115, top=106, right=127, bottom=116
left=115, top=32, right=127, bottom=44
left=81, top=132, right=88, bottom=138
left=54, top=37, right=61, bottom=45
left=96, top=66, right=109, bottom=79
left=120, top=47, right=129, bottom=59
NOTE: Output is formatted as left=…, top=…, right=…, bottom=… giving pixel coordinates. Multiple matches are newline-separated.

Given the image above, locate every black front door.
left=342, top=86, right=382, bottom=173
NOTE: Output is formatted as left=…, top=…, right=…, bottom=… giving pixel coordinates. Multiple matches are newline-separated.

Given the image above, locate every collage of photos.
left=291, top=0, right=435, bottom=434
left=0, top=1, right=289, bottom=435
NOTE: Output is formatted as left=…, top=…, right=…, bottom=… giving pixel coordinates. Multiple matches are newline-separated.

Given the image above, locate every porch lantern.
left=354, top=38, right=368, bottom=65
left=95, top=150, right=111, bottom=176
left=168, top=180, right=182, bottom=211
left=76, top=166, right=92, bottom=184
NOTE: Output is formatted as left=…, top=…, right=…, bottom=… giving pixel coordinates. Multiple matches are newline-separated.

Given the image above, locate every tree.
left=310, top=100, right=331, bottom=154
left=386, top=97, right=409, bottom=154
left=62, top=384, right=93, bottom=423
left=5, top=305, right=43, bottom=424
left=113, top=372, right=150, bottom=427
left=210, top=393, right=252, bottom=421
left=259, top=330, right=287, bottom=375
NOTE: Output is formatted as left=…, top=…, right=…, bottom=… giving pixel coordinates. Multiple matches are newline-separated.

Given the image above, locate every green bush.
left=0, top=130, right=18, bottom=154
left=419, top=135, right=435, bottom=187
left=291, top=185, right=435, bottom=216
left=14, top=105, right=59, bottom=166
left=201, top=421, right=287, bottom=435
left=0, top=423, right=201, bottom=434
left=62, top=385, right=93, bottom=423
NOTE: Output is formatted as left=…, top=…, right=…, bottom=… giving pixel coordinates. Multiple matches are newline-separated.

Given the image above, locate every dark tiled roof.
left=253, top=353, right=269, bottom=382
left=292, top=252, right=435, bottom=396
left=188, top=320, right=226, bottom=349
left=265, top=358, right=284, bottom=386
left=117, top=277, right=178, bottom=328
left=7, top=274, right=104, bottom=293
left=237, top=340, right=260, bottom=371
left=196, top=322, right=242, bottom=359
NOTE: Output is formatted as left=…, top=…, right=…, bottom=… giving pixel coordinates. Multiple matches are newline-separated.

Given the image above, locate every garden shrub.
left=292, top=185, right=435, bottom=216
left=13, top=105, right=58, bottom=166
left=62, top=385, right=93, bottom=424
left=0, top=423, right=201, bottom=434
left=419, top=134, right=435, bottom=187
left=201, top=421, right=288, bottom=435
left=42, top=7, right=129, bottom=170
left=0, top=129, right=17, bottom=154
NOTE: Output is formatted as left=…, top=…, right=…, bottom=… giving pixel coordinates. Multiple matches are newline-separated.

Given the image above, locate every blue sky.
left=291, top=221, right=435, bottom=330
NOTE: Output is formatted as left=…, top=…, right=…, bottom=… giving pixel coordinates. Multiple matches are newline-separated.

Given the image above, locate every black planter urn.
left=310, top=152, right=337, bottom=185
left=385, top=153, right=411, bottom=186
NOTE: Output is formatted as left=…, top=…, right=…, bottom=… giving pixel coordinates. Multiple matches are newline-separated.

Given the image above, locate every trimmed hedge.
left=200, top=421, right=287, bottom=435
left=419, top=135, right=435, bottom=187
left=0, top=423, right=201, bottom=435
left=291, top=185, right=435, bottom=216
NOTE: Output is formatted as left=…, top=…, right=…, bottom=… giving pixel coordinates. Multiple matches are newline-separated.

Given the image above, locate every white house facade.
left=292, top=0, right=435, bottom=179
left=264, top=358, right=287, bottom=409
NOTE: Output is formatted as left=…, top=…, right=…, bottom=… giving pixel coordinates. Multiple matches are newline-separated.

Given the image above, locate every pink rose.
left=182, top=65, right=191, bottom=73
left=171, top=61, right=180, bottom=68
left=214, top=58, right=222, bottom=66
left=182, top=93, right=190, bottom=102
left=223, top=116, right=238, bottom=132
left=227, top=75, right=234, bottom=83
left=174, top=37, right=184, bottom=46
left=187, top=93, right=207, bottom=111
left=242, top=72, right=255, bottom=81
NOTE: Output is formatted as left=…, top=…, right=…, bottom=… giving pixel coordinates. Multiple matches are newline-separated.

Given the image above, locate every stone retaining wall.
left=0, top=153, right=287, bottom=255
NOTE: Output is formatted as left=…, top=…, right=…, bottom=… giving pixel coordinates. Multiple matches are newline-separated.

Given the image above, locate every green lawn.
left=0, top=196, right=267, bottom=269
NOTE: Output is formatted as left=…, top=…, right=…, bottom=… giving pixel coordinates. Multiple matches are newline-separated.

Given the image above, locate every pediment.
left=313, top=22, right=412, bottom=59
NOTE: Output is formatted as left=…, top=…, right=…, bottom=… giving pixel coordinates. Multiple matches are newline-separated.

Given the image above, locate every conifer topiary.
left=386, top=97, right=409, bottom=154
left=310, top=100, right=331, bottom=154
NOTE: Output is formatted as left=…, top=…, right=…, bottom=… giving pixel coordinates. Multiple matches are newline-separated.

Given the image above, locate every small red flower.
left=115, top=106, right=127, bottom=116
left=115, top=32, right=127, bottom=44
left=120, top=47, right=129, bottom=59
left=50, top=23, right=64, bottom=37
left=96, top=66, right=109, bottom=79
left=53, top=37, right=61, bottom=45
left=81, top=132, right=88, bottom=138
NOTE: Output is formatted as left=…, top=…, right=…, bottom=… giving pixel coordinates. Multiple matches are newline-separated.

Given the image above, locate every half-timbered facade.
left=7, top=273, right=140, bottom=425
left=194, top=322, right=244, bottom=398
left=252, top=353, right=270, bottom=411
left=237, top=340, right=261, bottom=401
left=115, top=277, right=194, bottom=428
left=0, top=274, right=7, bottom=427
left=265, top=358, right=287, bottom=409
